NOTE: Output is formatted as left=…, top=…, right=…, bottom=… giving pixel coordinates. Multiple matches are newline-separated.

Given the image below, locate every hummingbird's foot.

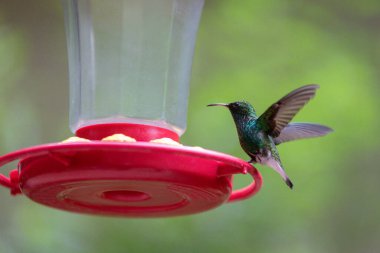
left=247, top=157, right=257, bottom=164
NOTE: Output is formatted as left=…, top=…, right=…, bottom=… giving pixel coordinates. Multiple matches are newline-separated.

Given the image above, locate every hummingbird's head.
left=207, top=101, right=256, bottom=116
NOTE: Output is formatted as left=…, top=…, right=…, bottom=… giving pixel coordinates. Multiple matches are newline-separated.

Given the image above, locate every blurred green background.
left=1, top=0, right=380, bottom=252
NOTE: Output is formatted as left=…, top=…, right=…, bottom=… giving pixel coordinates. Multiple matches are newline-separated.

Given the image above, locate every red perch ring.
left=0, top=142, right=262, bottom=217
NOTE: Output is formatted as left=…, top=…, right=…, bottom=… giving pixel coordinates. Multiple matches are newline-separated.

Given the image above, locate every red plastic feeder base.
left=0, top=124, right=262, bottom=217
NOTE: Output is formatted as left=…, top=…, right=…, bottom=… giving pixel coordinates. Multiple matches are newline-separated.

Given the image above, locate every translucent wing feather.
left=274, top=122, right=333, bottom=145
left=258, top=84, right=319, bottom=137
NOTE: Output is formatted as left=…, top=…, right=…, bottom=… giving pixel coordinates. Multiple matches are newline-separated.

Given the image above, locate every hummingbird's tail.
left=265, top=158, right=293, bottom=189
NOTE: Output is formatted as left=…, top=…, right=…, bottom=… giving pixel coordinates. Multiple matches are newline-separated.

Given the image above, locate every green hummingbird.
left=208, top=84, right=332, bottom=189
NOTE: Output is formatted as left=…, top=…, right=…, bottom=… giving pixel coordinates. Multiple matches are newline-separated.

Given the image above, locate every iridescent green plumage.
left=208, top=85, right=333, bottom=189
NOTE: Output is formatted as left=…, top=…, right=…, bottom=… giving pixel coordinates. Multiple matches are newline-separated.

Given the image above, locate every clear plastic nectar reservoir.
left=62, top=0, right=204, bottom=135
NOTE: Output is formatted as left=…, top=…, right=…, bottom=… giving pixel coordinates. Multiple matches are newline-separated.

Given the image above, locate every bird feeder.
left=0, top=0, right=262, bottom=217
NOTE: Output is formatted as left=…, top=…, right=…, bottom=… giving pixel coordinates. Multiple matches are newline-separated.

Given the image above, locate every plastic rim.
left=0, top=142, right=262, bottom=217
left=76, top=123, right=180, bottom=141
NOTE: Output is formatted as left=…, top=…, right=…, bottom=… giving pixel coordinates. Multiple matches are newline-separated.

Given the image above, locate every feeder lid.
left=0, top=142, right=262, bottom=217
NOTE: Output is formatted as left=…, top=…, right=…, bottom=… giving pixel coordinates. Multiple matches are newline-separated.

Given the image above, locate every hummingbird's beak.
left=207, top=103, right=229, bottom=107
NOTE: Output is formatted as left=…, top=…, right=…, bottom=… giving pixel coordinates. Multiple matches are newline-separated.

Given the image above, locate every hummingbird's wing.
left=257, top=84, right=319, bottom=137
left=273, top=123, right=333, bottom=145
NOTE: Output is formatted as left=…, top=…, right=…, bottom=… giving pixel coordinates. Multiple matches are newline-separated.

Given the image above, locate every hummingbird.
left=208, top=84, right=332, bottom=189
